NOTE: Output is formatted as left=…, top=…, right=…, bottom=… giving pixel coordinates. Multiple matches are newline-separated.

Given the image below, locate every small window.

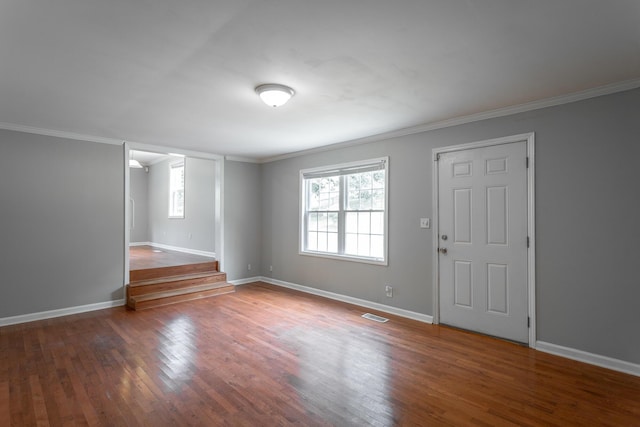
left=169, top=161, right=185, bottom=218
left=300, top=157, right=388, bottom=265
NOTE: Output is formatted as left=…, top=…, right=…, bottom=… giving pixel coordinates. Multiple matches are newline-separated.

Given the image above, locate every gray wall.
left=223, top=160, right=262, bottom=281
left=129, top=167, right=149, bottom=243
left=148, top=157, right=215, bottom=252
left=0, top=129, right=124, bottom=317
left=260, top=88, right=640, bottom=364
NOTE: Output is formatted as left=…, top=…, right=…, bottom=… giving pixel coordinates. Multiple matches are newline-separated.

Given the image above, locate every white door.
left=438, top=141, right=528, bottom=343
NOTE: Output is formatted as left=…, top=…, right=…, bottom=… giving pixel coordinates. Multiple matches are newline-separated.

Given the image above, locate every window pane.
left=319, top=212, right=328, bottom=231
left=318, top=232, right=328, bottom=252
left=359, top=189, right=372, bottom=210
left=318, top=192, right=330, bottom=210
left=371, top=235, right=384, bottom=258
left=372, top=189, right=385, bottom=210
left=328, top=212, right=338, bottom=232
left=307, top=232, right=317, bottom=251
left=346, top=212, right=357, bottom=233
left=345, top=233, right=357, bottom=255
left=372, top=171, right=385, bottom=189
left=358, top=234, right=370, bottom=257
left=371, top=212, right=384, bottom=235
left=360, top=172, right=372, bottom=190
left=348, top=174, right=359, bottom=192
left=358, top=212, right=370, bottom=234
left=328, top=233, right=338, bottom=253
left=347, top=191, right=360, bottom=210
left=308, top=213, right=318, bottom=231
left=329, top=191, right=340, bottom=210
left=169, top=162, right=185, bottom=217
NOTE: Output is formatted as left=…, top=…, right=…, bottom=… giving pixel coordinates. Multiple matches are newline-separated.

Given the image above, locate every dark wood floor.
left=130, top=245, right=214, bottom=271
left=1, top=282, right=639, bottom=426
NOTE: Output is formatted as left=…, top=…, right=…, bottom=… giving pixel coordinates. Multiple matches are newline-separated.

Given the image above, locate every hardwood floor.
left=129, top=245, right=215, bottom=271
left=1, top=282, right=639, bottom=426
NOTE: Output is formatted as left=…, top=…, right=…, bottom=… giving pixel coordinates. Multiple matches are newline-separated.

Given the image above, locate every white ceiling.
left=1, top=1, right=639, bottom=161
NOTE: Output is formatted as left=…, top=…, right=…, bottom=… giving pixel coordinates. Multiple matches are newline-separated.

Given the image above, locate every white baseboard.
left=536, top=341, right=640, bottom=377
left=250, top=276, right=433, bottom=324
left=130, top=241, right=216, bottom=258
left=129, top=241, right=150, bottom=247
left=0, top=299, right=126, bottom=327
left=229, top=276, right=263, bottom=286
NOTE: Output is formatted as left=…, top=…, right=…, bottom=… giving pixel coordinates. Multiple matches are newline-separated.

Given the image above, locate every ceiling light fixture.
left=255, top=84, right=295, bottom=107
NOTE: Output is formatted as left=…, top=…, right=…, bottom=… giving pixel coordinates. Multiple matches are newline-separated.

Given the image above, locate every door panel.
left=438, top=141, right=528, bottom=343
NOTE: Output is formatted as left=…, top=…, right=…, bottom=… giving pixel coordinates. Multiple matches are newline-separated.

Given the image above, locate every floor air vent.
left=362, top=313, right=389, bottom=323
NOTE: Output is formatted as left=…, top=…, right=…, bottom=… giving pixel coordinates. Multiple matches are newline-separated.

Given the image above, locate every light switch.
left=420, top=218, right=430, bottom=229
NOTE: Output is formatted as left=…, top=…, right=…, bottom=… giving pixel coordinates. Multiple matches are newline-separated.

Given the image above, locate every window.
left=169, top=161, right=185, bottom=218
left=300, top=157, right=388, bottom=265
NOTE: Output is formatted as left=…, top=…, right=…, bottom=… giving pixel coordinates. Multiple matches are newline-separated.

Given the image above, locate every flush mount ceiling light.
left=255, top=83, right=295, bottom=107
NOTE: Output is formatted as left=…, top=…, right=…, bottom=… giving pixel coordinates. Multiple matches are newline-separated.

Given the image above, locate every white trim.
left=129, top=242, right=216, bottom=259
left=124, top=143, right=131, bottom=286
left=229, top=276, right=263, bottom=286
left=0, top=299, right=125, bottom=327
left=128, top=141, right=223, bottom=161
left=536, top=341, right=640, bottom=378
left=0, top=122, right=125, bottom=146
left=260, top=78, right=640, bottom=163
left=215, top=159, right=224, bottom=273
left=225, top=155, right=261, bottom=164
left=256, top=277, right=433, bottom=324
left=432, top=133, right=536, bottom=347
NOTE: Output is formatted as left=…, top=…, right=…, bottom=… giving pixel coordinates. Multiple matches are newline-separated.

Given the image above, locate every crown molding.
left=0, top=122, right=224, bottom=160
left=259, top=77, right=640, bottom=164
left=0, top=122, right=124, bottom=145
left=224, top=155, right=261, bottom=164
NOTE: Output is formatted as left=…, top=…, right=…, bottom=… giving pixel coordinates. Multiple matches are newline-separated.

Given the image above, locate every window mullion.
left=303, top=180, right=309, bottom=251
left=338, top=175, right=345, bottom=255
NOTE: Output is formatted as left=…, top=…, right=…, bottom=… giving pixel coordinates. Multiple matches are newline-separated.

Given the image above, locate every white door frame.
left=122, top=142, right=225, bottom=288
left=431, top=133, right=536, bottom=347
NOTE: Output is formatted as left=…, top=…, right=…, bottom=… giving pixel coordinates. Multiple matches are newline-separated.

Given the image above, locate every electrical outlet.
left=420, top=218, right=430, bottom=229
left=247, top=264, right=251, bottom=271
left=269, top=265, right=273, bottom=272
left=385, top=285, right=393, bottom=298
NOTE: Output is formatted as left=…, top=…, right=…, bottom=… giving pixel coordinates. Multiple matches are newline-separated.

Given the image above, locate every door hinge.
left=526, top=157, right=529, bottom=168
left=527, top=236, right=530, bottom=248
left=528, top=317, right=530, bottom=328
left=436, top=153, right=441, bottom=161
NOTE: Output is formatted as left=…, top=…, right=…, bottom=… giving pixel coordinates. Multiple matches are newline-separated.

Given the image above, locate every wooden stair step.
left=130, top=260, right=219, bottom=282
left=128, top=271, right=227, bottom=296
left=127, top=282, right=235, bottom=310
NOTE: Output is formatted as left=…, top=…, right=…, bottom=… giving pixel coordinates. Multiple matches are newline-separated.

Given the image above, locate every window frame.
left=299, top=157, right=389, bottom=266
left=168, top=160, right=185, bottom=219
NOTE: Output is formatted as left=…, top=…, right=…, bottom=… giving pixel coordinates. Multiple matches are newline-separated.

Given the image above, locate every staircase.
left=126, top=260, right=234, bottom=310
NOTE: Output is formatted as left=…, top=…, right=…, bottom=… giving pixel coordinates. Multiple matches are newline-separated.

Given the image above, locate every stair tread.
left=130, top=282, right=234, bottom=302
left=129, top=261, right=219, bottom=282
left=129, top=271, right=226, bottom=287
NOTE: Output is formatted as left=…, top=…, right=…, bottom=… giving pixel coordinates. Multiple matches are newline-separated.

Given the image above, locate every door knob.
left=439, top=248, right=448, bottom=254
left=442, top=235, right=448, bottom=240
